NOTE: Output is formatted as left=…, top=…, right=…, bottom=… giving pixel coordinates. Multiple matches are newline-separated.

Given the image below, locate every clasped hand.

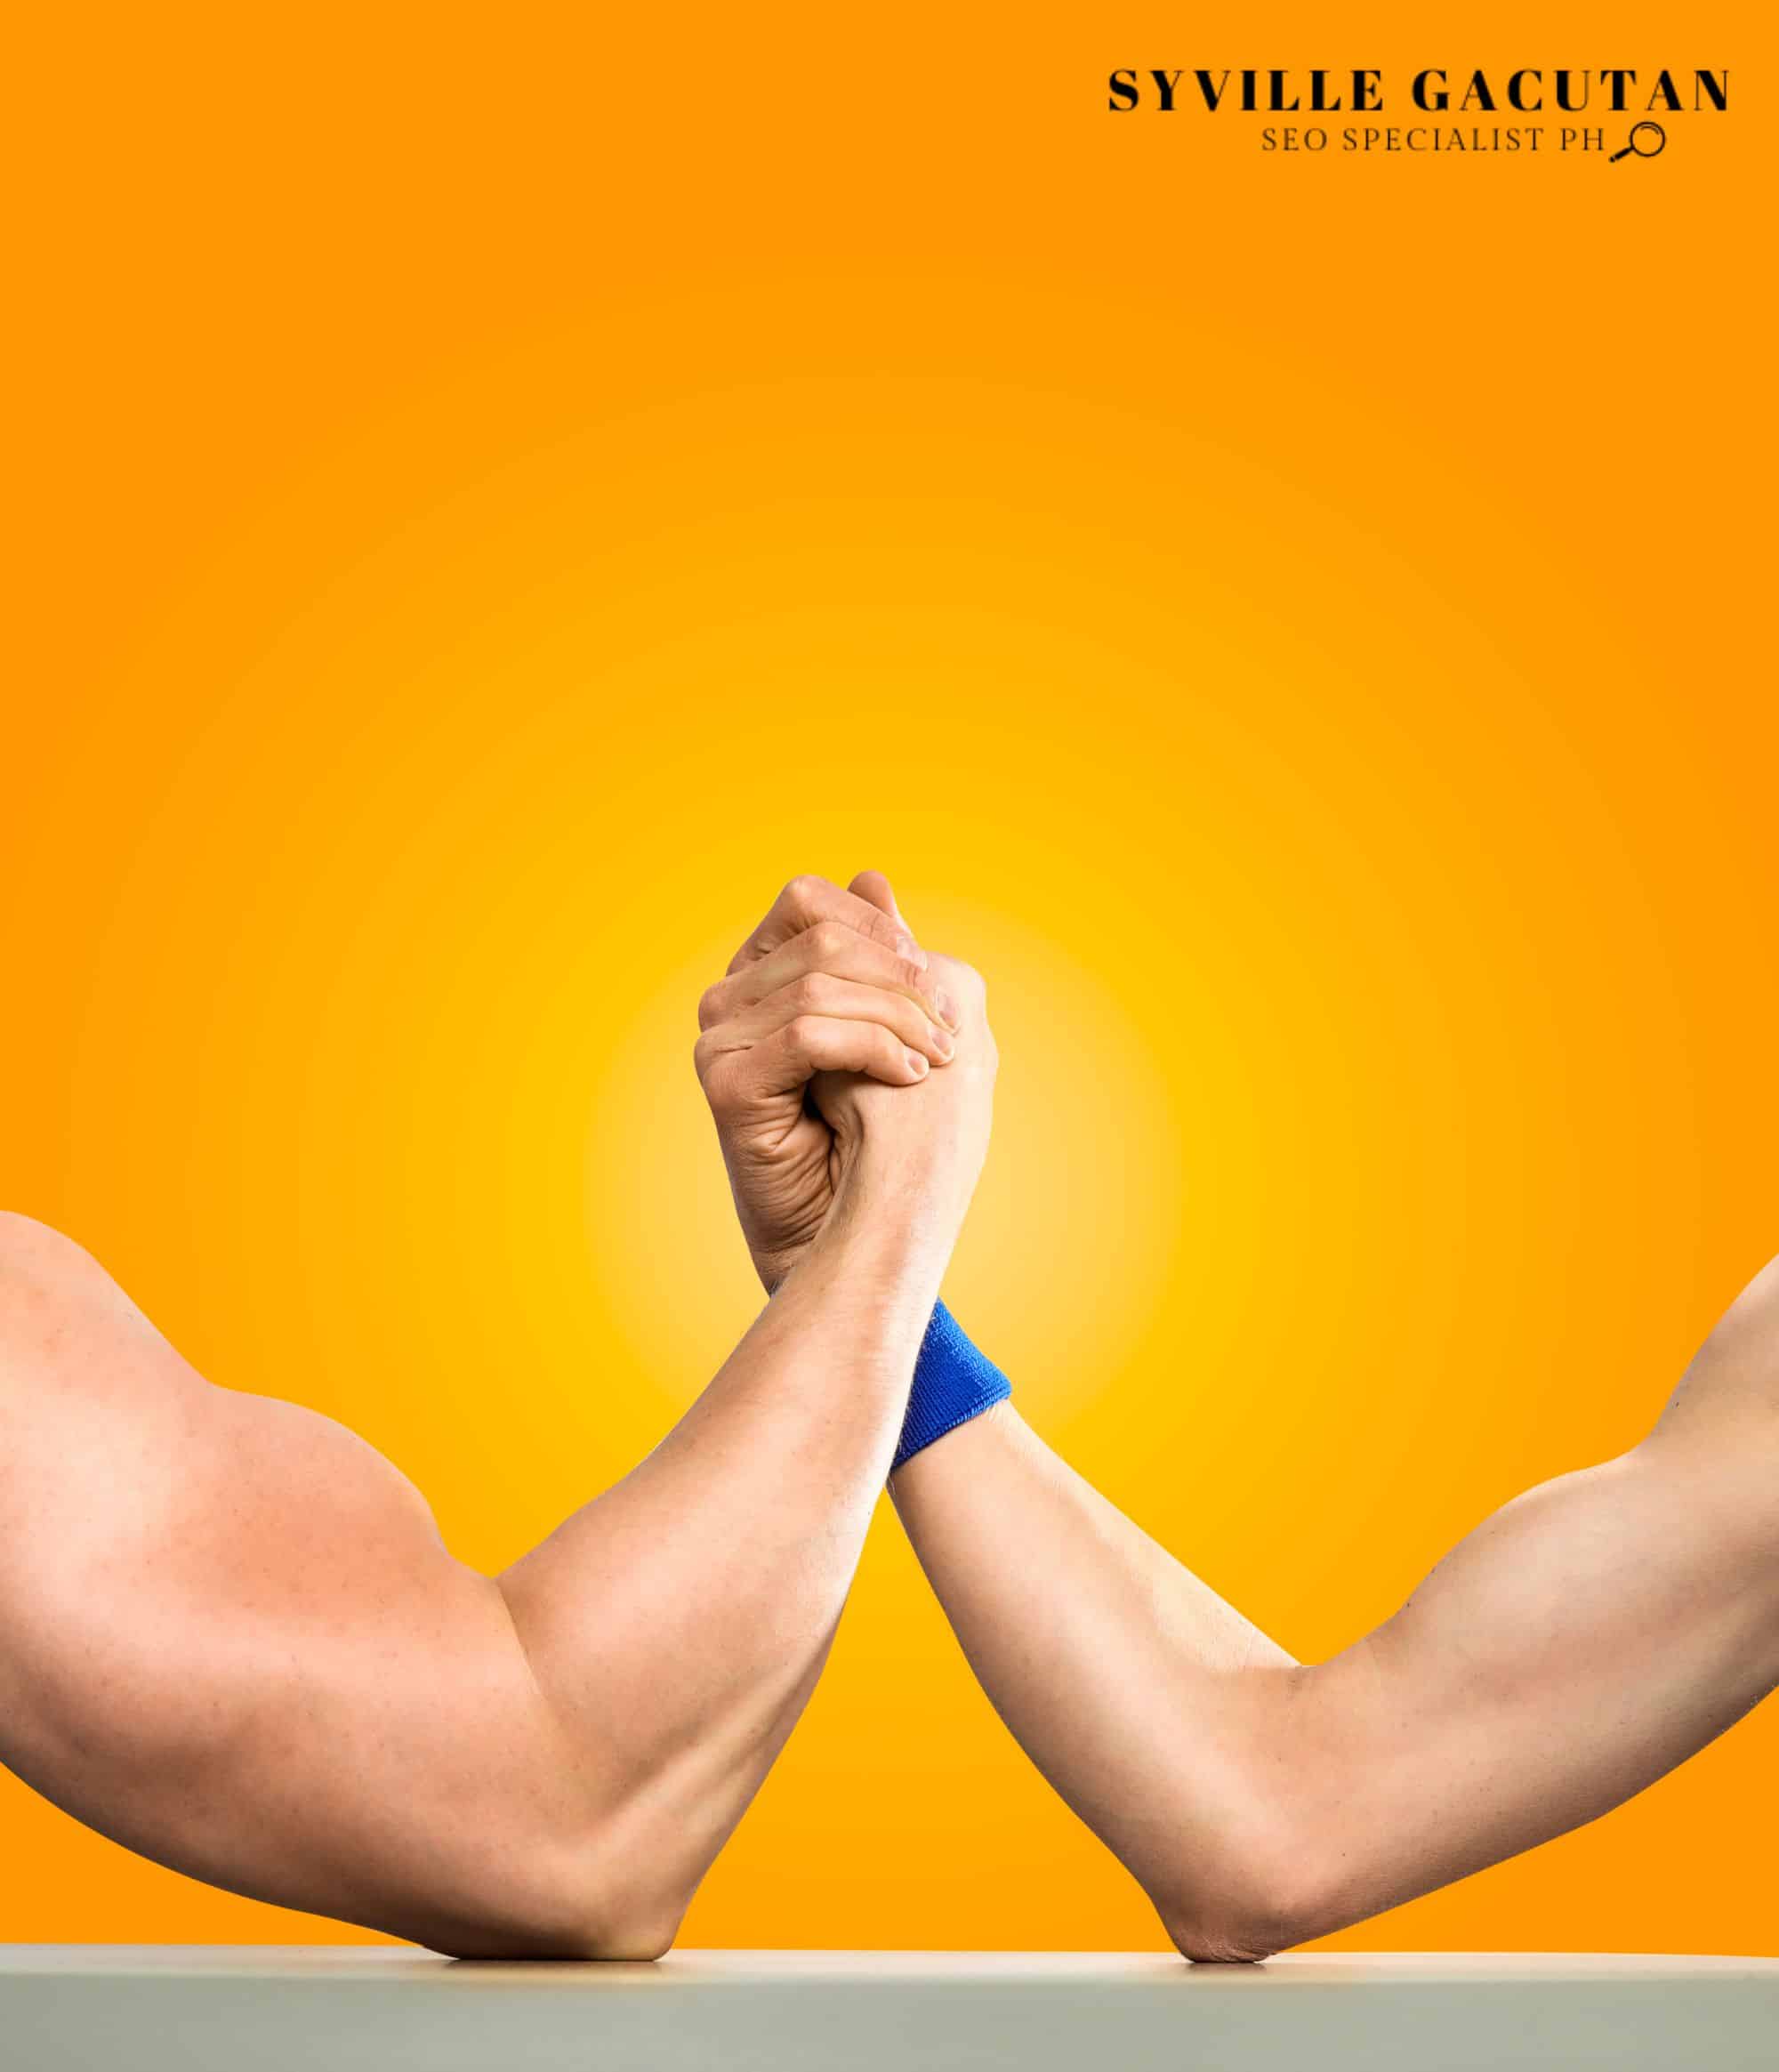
left=695, top=868, right=996, bottom=1294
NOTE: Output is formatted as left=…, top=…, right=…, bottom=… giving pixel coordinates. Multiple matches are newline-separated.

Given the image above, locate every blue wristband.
left=892, top=1302, right=1011, bottom=1469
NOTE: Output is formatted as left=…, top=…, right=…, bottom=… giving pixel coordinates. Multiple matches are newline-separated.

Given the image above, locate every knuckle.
left=788, top=972, right=834, bottom=1012
left=782, top=873, right=830, bottom=915
left=782, top=1014, right=821, bottom=1057
left=809, top=920, right=850, bottom=961
left=696, top=982, right=727, bottom=1031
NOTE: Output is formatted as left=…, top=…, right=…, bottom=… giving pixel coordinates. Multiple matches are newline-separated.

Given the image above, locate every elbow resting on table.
left=412, top=1828, right=692, bottom=1963
left=1155, top=1841, right=1345, bottom=1966
left=1144, top=1742, right=1354, bottom=1966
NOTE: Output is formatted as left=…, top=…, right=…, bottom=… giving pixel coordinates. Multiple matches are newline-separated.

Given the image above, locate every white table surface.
left=3, top=1947, right=1775, bottom=2069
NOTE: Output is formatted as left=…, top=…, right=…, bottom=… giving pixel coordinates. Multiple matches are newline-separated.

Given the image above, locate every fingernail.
left=930, top=1026, right=954, bottom=1061
left=901, top=939, right=929, bottom=970
left=905, top=1048, right=929, bottom=1079
left=932, top=988, right=960, bottom=1029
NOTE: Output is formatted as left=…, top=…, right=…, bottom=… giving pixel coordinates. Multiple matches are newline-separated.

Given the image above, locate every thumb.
left=849, top=868, right=910, bottom=934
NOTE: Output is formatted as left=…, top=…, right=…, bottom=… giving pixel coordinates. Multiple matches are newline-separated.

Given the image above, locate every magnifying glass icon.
left=1609, top=120, right=1667, bottom=163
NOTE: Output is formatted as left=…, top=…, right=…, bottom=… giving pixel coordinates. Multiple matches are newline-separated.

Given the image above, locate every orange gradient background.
left=4, top=4, right=1775, bottom=1955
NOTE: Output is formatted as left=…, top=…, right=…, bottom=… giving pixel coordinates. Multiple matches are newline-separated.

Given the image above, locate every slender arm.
left=890, top=1256, right=1779, bottom=1960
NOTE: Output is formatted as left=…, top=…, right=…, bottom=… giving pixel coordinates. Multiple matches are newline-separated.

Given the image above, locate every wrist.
left=888, top=1302, right=1013, bottom=1472
left=750, top=1187, right=962, bottom=1300
left=833, top=1149, right=976, bottom=1277
left=764, top=1183, right=954, bottom=1375
left=820, top=1157, right=962, bottom=1288
left=745, top=1173, right=962, bottom=1302
left=834, top=1095, right=982, bottom=1222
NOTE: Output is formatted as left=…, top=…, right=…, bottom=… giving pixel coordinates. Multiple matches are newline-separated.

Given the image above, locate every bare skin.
left=723, top=877, right=1779, bottom=1963
left=0, top=875, right=992, bottom=1957
left=14, top=862, right=1769, bottom=1963
left=891, top=1345, right=1779, bottom=1961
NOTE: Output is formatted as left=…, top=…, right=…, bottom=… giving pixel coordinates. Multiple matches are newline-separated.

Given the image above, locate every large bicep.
left=0, top=1226, right=572, bottom=1938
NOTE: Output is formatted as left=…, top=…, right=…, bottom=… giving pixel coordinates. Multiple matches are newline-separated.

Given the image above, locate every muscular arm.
left=0, top=872, right=981, bottom=1959
left=891, top=1258, right=1779, bottom=1960
left=0, top=1158, right=955, bottom=1958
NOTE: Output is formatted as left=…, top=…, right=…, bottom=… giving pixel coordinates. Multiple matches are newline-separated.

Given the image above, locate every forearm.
left=499, top=1161, right=962, bottom=1924
left=895, top=1275, right=1779, bottom=1960
left=891, top=1406, right=1300, bottom=1944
